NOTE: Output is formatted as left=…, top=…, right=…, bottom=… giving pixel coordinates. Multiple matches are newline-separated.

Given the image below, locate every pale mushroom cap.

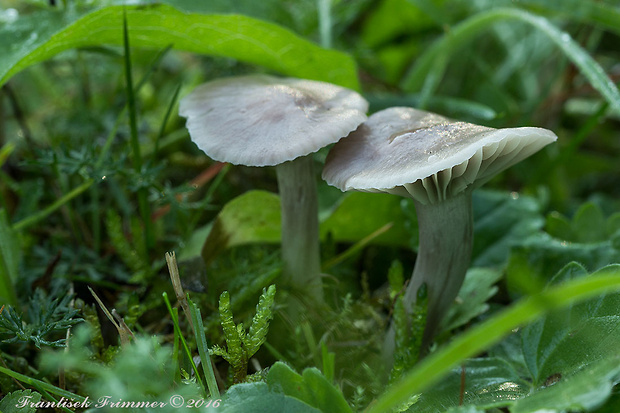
left=179, top=74, right=369, bottom=167
left=322, top=107, right=558, bottom=205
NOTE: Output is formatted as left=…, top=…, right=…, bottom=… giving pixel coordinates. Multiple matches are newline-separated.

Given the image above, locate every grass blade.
left=367, top=268, right=620, bottom=413
left=402, top=8, right=620, bottom=113
left=188, top=298, right=220, bottom=398
left=0, top=210, right=18, bottom=305
left=162, top=292, right=206, bottom=395
left=0, top=365, right=86, bottom=404
left=13, top=179, right=93, bottom=232
left=122, top=10, right=153, bottom=251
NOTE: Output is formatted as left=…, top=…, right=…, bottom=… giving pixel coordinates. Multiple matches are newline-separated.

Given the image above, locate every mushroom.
left=322, top=107, right=557, bottom=351
left=179, top=74, right=368, bottom=304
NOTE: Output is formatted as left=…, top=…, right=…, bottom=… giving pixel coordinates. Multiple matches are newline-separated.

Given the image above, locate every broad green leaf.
left=367, top=265, right=620, bottom=413
left=442, top=267, right=503, bottom=332
left=472, top=190, right=544, bottom=267
left=522, top=263, right=620, bottom=386
left=546, top=202, right=613, bottom=244
left=0, top=209, right=19, bottom=306
left=511, top=357, right=620, bottom=413
left=267, top=362, right=353, bottom=413
left=202, top=190, right=281, bottom=264
left=320, top=192, right=412, bottom=247
left=506, top=233, right=620, bottom=285
left=572, top=202, right=606, bottom=242
left=410, top=358, right=529, bottom=412
left=402, top=8, right=620, bottom=112
left=204, top=382, right=320, bottom=413
left=0, top=4, right=359, bottom=89
left=394, top=263, right=620, bottom=412
left=0, top=390, right=42, bottom=413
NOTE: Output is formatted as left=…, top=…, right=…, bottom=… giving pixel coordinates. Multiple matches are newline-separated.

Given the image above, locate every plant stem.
left=275, top=155, right=324, bottom=304
left=405, top=191, right=473, bottom=353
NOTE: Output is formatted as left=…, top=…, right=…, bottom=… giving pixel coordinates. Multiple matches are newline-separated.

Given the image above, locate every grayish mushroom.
left=323, top=107, right=557, bottom=351
left=179, top=74, right=368, bottom=304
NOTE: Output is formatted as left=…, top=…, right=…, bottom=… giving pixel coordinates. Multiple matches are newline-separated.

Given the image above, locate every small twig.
left=88, top=287, right=134, bottom=347
left=165, top=251, right=194, bottom=331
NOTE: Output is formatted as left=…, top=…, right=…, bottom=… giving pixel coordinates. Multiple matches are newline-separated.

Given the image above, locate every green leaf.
left=411, top=358, right=530, bottom=412
left=267, top=362, right=353, bottom=413
left=472, top=190, right=544, bottom=267
left=571, top=202, right=606, bottom=243
left=202, top=191, right=281, bottom=264
left=522, top=263, right=620, bottom=386
left=360, top=0, right=435, bottom=48
left=204, top=382, right=320, bottom=413
left=367, top=265, right=620, bottom=413
left=0, top=4, right=359, bottom=89
left=320, top=192, right=412, bottom=247
left=218, top=291, right=245, bottom=372
left=0, top=390, right=42, bottom=413
left=442, top=267, right=503, bottom=332
left=245, top=285, right=276, bottom=358
left=511, top=357, right=620, bottom=413
left=506, top=233, right=619, bottom=285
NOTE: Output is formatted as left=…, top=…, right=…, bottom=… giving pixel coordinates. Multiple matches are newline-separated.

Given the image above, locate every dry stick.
left=88, top=287, right=134, bottom=347
left=165, top=252, right=193, bottom=331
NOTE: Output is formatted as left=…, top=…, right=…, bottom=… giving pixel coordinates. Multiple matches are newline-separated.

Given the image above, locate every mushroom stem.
left=275, top=155, right=324, bottom=304
left=406, top=191, right=473, bottom=353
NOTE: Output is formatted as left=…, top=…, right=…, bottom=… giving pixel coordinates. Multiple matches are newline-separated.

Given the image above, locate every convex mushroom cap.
left=323, top=107, right=557, bottom=204
left=179, top=74, right=369, bottom=166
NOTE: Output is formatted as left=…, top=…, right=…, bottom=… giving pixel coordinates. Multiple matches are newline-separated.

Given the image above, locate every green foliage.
left=0, top=209, right=19, bottom=305
left=321, top=192, right=412, bottom=248
left=387, top=260, right=405, bottom=300
left=0, top=289, right=82, bottom=348
left=390, top=284, right=427, bottom=385
left=0, top=4, right=359, bottom=89
left=104, top=209, right=150, bottom=281
left=442, top=267, right=503, bottom=331
left=2, top=0, right=620, bottom=412
left=40, top=327, right=202, bottom=408
left=0, top=389, right=42, bottom=413
left=372, top=263, right=620, bottom=413
left=212, top=285, right=276, bottom=384
left=471, top=190, right=545, bottom=267
left=546, top=202, right=620, bottom=244
left=402, top=7, right=620, bottom=112
left=202, top=191, right=282, bottom=264
left=266, top=362, right=353, bottom=413
left=204, top=381, right=320, bottom=413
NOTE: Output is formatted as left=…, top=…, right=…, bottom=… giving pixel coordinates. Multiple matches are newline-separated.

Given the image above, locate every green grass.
left=1, top=0, right=620, bottom=411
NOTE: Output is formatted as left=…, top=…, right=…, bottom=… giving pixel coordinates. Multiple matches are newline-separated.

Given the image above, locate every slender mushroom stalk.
left=322, top=107, right=557, bottom=355
left=179, top=75, right=368, bottom=305
left=276, top=155, right=322, bottom=301
left=406, top=191, right=473, bottom=348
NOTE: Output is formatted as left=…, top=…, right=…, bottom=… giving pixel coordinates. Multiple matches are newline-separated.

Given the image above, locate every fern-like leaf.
left=245, top=285, right=276, bottom=358
left=218, top=290, right=246, bottom=382
left=209, top=344, right=230, bottom=362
